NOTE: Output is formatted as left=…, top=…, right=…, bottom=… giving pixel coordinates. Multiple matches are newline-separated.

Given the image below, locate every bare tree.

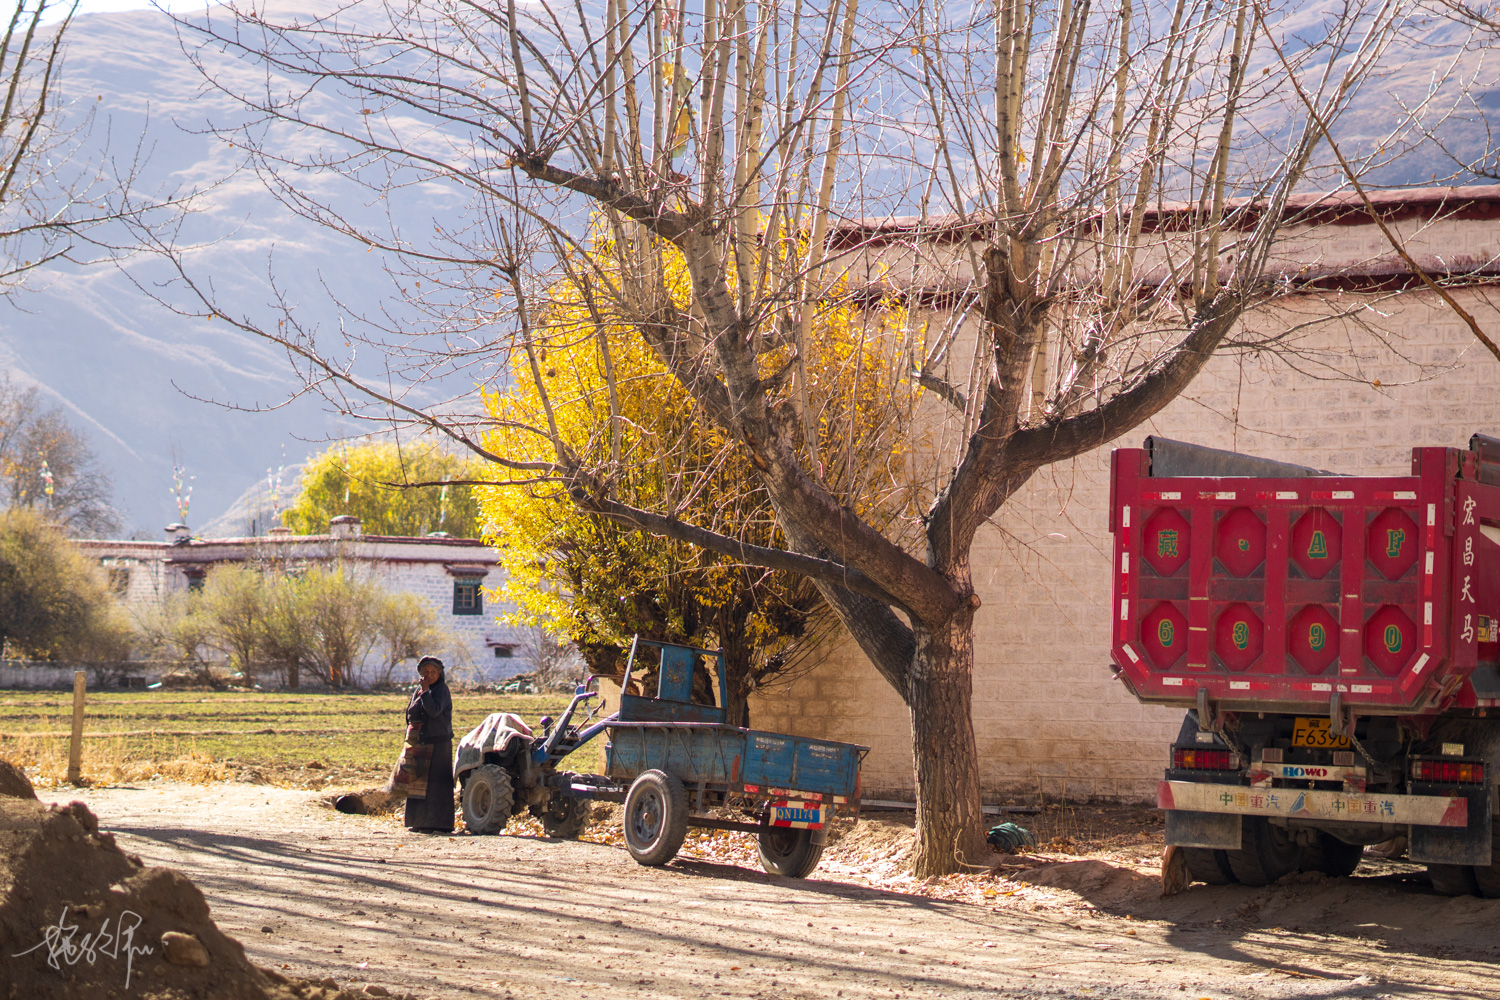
left=517, top=625, right=584, bottom=690
left=0, top=374, right=121, bottom=536
left=1, top=1, right=189, bottom=299
left=371, top=590, right=445, bottom=685
left=165, top=0, right=1418, bottom=873
left=132, top=590, right=218, bottom=682
left=0, top=0, right=79, bottom=292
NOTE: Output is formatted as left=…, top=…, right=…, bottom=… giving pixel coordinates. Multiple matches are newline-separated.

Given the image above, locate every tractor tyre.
left=1428, top=863, right=1480, bottom=897
left=1299, top=833, right=1364, bottom=878
left=1225, top=818, right=1302, bottom=886
left=1180, top=847, right=1236, bottom=885
left=461, top=765, right=514, bottom=835
left=623, top=770, right=688, bottom=866
left=539, top=795, right=590, bottom=839
left=757, top=827, right=824, bottom=878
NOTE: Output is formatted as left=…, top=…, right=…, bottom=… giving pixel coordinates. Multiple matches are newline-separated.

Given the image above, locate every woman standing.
left=400, top=655, right=455, bottom=833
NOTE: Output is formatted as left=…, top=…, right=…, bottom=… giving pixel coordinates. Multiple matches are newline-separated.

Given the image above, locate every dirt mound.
left=824, top=815, right=915, bottom=868
left=0, top=790, right=410, bottom=999
left=1010, top=859, right=1159, bottom=908
left=0, top=758, right=36, bottom=799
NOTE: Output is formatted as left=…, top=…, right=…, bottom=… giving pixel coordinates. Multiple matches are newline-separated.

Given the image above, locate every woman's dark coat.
left=403, top=677, right=455, bottom=832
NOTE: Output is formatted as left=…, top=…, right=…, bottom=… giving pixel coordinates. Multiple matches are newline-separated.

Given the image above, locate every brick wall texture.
left=749, top=263, right=1500, bottom=805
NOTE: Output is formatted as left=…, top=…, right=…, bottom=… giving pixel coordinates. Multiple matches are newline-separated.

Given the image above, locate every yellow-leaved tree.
left=478, top=239, right=922, bottom=726
left=283, top=442, right=483, bottom=538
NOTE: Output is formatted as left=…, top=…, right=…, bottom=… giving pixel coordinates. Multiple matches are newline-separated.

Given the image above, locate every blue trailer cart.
left=453, top=637, right=867, bottom=878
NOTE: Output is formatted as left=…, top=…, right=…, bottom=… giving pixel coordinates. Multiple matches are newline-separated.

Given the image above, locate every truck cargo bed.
left=1109, top=437, right=1500, bottom=715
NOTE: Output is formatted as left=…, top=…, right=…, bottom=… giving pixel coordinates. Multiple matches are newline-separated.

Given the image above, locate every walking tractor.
left=1110, top=434, right=1500, bottom=894
left=453, top=638, right=867, bottom=878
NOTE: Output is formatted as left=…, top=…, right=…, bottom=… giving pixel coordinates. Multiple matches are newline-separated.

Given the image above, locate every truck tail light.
left=1173, top=748, right=1237, bottom=771
left=1411, top=759, right=1486, bottom=785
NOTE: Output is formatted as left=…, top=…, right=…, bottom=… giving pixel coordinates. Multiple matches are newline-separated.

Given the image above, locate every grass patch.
left=0, top=689, right=604, bottom=787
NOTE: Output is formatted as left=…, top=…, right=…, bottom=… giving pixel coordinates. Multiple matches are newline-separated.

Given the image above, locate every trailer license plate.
left=1292, top=717, right=1352, bottom=750
left=770, top=800, right=823, bottom=829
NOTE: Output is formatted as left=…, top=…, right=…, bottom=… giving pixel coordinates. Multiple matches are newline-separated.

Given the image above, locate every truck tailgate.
left=1109, top=444, right=1500, bottom=714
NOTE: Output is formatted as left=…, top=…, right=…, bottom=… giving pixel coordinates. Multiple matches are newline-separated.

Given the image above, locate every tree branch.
left=1252, top=1, right=1500, bottom=366
left=1005, top=296, right=1236, bottom=468
left=572, top=488, right=909, bottom=611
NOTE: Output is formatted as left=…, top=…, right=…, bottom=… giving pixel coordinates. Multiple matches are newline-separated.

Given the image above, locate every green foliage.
left=477, top=241, right=921, bottom=723
left=282, top=441, right=482, bottom=538
left=0, top=507, right=132, bottom=660
left=145, top=561, right=447, bottom=689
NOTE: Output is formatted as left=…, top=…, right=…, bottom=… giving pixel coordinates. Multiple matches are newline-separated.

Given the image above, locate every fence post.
left=67, top=670, right=86, bottom=785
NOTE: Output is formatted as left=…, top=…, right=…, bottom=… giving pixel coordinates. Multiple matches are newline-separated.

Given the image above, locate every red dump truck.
left=1109, top=435, right=1500, bottom=894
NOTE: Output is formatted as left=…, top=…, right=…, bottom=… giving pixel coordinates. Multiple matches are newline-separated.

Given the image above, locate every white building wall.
left=77, top=526, right=530, bottom=684
left=751, top=262, right=1500, bottom=803
left=367, top=553, right=528, bottom=679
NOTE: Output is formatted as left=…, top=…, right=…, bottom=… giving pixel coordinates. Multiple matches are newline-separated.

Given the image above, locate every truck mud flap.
left=1166, top=809, right=1243, bottom=850
left=1410, top=787, right=1493, bottom=866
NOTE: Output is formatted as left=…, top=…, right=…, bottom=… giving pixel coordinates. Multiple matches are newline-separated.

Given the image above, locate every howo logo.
left=1282, top=766, right=1330, bottom=778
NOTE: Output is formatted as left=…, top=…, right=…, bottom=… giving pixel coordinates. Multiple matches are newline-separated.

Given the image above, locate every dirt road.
left=31, top=782, right=1500, bottom=1000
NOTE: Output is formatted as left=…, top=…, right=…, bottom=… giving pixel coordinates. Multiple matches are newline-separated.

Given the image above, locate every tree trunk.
left=720, top=635, right=753, bottom=729
left=907, top=608, right=988, bottom=877
left=288, top=659, right=300, bottom=689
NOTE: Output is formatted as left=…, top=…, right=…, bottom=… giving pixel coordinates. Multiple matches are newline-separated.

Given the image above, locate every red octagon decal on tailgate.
left=1290, top=508, right=1342, bottom=580
left=1214, top=603, right=1264, bottom=671
left=1288, top=604, right=1340, bottom=675
left=1366, top=508, right=1418, bottom=580
left=1215, top=508, right=1267, bottom=578
left=1142, top=509, right=1191, bottom=577
left=1142, top=602, right=1189, bottom=669
left=1365, top=604, right=1417, bottom=676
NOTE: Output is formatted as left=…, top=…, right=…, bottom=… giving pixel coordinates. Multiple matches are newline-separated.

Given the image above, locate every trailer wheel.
left=758, top=827, right=824, bottom=878
left=461, top=765, right=514, bottom=835
left=1180, top=847, right=1236, bottom=885
left=1428, top=863, right=1480, bottom=897
left=538, top=796, right=590, bottom=839
left=1299, top=833, right=1363, bottom=878
left=623, top=770, right=688, bottom=866
left=1225, top=818, right=1302, bottom=886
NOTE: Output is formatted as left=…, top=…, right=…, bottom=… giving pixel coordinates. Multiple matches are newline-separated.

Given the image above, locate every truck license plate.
left=770, top=800, right=823, bottom=829
left=1292, top=717, right=1352, bottom=750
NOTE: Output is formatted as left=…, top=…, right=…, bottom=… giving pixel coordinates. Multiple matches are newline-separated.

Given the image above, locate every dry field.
left=0, top=688, right=602, bottom=789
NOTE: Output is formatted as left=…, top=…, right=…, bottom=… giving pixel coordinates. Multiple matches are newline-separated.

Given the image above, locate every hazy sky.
left=29, top=0, right=207, bottom=23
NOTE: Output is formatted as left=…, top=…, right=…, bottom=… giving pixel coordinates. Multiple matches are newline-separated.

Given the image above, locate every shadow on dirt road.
left=33, top=782, right=1500, bottom=1000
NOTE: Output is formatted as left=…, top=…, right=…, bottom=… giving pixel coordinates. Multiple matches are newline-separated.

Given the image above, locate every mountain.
left=1, top=2, right=1494, bottom=537
left=1, top=1, right=464, bottom=536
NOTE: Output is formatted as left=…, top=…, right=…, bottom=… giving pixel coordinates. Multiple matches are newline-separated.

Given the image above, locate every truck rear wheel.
left=1225, top=818, right=1302, bottom=886
left=758, top=827, right=824, bottom=878
left=623, top=769, right=688, bottom=866
left=1428, top=863, right=1479, bottom=896
left=461, top=764, right=514, bottom=835
left=1300, top=833, right=1363, bottom=878
left=1474, top=829, right=1500, bottom=898
left=1180, top=847, right=1236, bottom=885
